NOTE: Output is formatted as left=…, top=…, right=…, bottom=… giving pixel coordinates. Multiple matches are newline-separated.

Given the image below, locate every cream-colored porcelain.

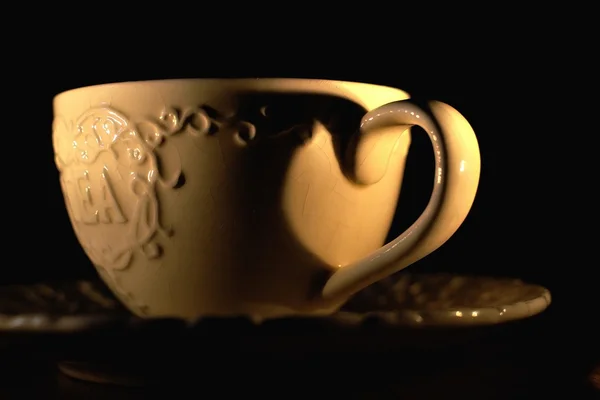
left=52, top=79, right=481, bottom=320
left=341, top=274, right=551, bottom=327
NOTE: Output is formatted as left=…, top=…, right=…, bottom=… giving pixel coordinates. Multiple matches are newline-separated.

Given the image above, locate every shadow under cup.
left=52, top=80, right=414, bottom=320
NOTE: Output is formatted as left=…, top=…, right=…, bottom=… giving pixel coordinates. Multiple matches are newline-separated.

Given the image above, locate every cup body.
left=52, top=79, right=412, bottom=319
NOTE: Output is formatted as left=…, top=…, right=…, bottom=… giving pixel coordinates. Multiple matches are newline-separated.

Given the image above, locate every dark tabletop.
left=0, top=303, right=598, bottom=400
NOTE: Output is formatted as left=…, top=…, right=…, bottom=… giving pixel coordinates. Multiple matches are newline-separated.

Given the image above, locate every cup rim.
left=53, top=78, right=402, bottom=102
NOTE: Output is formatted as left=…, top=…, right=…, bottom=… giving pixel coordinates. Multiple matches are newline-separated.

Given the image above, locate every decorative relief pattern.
left=53, top=104, right=257, bottom=275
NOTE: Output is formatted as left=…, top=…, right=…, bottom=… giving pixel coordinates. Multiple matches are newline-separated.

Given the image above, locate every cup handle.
left=320, top=99, right=481, bottom=303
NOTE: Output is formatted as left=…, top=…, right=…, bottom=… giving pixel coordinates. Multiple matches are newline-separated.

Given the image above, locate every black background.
left=0, top=14, right=595, bottom=395
left=6, top=30, right=592, bottom=328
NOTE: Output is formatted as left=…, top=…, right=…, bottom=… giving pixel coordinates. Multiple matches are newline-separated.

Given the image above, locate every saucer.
left=0, top=274, right=551, bottom=334
left=340, top=273, right=552, bottom=327
left=0, top=280, right=128, bottom=334
left=0, top=274, right=551, bottom=386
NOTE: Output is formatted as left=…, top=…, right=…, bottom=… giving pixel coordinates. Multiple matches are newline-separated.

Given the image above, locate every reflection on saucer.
left=0, top=274, right=551, bottom=333
left=341, top=273, right=551, bottom=327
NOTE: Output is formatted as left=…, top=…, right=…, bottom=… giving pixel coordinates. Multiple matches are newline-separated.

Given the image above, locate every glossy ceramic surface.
left=0, top=275, right=550, bottom=333
left=53, top=79, right=480, bottom=320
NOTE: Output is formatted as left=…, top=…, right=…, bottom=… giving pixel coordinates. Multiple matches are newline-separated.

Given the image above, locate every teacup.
left=52, top=78, right=480, bottom=320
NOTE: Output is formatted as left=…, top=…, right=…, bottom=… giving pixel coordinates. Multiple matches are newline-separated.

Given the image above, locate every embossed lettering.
left=54, top=105, right=219, bottom=273
left=63, top=168, right=126, bottom=225
left=53, top=104, right=263, bottom=274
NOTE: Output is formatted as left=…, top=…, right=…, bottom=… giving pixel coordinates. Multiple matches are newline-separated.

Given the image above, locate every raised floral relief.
left=53, top=104, right=258, bottom=275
